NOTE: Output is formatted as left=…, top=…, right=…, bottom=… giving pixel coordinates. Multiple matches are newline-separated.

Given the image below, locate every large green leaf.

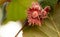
left=23, top=0, right=60, bottom=37
left=3, top=0, right=37, bottom=24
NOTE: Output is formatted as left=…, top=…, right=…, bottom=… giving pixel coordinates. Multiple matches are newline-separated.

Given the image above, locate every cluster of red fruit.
left=27, top=2, right=50, bottom=26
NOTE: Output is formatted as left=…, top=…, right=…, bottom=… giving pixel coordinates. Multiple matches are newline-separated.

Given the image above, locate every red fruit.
left=27, top=2, right=42, bottom=26
left=41, top=9, right=47, bottom=18
left=44, top=6, right=51, bottom=12
left=27, top=2, right=51, bottom=26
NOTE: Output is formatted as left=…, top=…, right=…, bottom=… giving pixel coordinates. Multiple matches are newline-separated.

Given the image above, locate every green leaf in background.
left=23, top=0, right=60, bottom=37
left=53, top=3, right=60, bottom=36
left=3, top=0, right=37, bottom=24
left=38, top=0, right=58, bottom=8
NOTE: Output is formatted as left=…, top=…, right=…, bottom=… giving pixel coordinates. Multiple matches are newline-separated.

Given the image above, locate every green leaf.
left=23, top=0, right=60, bottom=37
left=38, top=0, right=58, bottom=8
left=3, top=0, right=37, bottom=24
left=53, top=4, right=60, bottom=34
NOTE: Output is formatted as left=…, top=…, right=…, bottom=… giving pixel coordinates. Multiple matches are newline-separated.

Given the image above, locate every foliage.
left=1, top=0, right=60, bottom=37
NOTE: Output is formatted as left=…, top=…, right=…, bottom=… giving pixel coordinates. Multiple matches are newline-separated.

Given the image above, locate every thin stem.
left=15, top=19, right=28, bottom=37
left=15, top=25, right=25, bottom=37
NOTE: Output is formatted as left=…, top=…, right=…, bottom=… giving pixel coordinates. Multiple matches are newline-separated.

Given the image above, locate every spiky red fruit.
left=27, top=2, right=50, bottom=26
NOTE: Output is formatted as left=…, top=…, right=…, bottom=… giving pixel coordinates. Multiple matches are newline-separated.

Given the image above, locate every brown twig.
left=15, top=19, right=28, bottom=37
left=15, top=25, right=25, bottom=37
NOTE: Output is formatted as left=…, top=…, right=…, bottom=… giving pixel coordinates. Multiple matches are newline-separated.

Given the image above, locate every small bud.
left=44, top=6, right=51, bottom=12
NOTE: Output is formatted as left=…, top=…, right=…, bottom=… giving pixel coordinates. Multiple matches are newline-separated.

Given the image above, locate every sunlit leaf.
left=3, top=0, right=37, bottom=24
